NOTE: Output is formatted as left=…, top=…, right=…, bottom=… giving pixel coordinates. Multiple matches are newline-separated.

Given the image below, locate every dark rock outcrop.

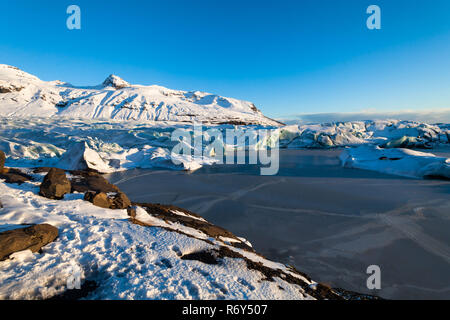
left=70, top=170, right=120, bottom=194
left=0, top=150, right=5, bottom=170
left=84, top=191, right=131, bottom=209
left=0, top=83, right=24, bottom=93
left=102, top=74, right=129, bottom=89
left=133, top=202, right=254, bottom=252
left=0, top=224, right=59, bottom=261
left=39, top=168, right=71, bottom=199
left=33, top=167, right=55, bottom=174
left=0, top=168, right=32, bottom=184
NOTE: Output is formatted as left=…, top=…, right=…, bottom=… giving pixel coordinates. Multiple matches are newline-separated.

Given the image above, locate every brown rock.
left=84, top=191, right=131, bottom=209
left=32, top=167, right=54, bottom=174
left=0, top=168, right=32, bottom=184
left=0, top=224, right=59, bottom=261
left=0, top=150, right=5, bottom=170
left=110, top=192, right=131, bottom=209
left=0, top=83, right=24, bottom=93
left=84, top=191, right=111, bottom=208
left=39, top=168, right=71, bottom=200
left=126, top=206, right=137, bottom=218
left=70, top=170, right=120, bottom=194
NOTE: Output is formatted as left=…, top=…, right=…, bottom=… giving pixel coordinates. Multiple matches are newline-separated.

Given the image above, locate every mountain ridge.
left=0, top=64, right=281, bottom=126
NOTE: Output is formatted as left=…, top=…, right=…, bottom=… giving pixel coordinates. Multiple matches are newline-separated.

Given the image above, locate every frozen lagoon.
left=106, top=148, right=450, bottom=299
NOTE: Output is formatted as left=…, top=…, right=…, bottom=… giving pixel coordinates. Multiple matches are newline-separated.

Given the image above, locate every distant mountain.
left=0, top=64, right=281, bottom=126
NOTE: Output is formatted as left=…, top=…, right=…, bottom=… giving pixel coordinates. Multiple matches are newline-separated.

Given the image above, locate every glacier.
left=0, top=64, right=449, bottom=178
left=0, top=116, right=448, bottom=177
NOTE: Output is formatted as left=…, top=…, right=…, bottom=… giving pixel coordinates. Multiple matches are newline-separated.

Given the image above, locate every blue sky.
left=0, top=0, right=449, bottom=119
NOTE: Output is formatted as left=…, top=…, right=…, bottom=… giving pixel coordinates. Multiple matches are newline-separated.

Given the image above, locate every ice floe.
left=340, top=146, right=450, bottom=179
left=57, top=142, right=114, bottom=173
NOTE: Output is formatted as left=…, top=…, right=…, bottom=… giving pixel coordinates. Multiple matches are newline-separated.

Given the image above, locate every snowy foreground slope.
left=0, top=64, right=280, bottom=126
left=0, top=168, right=373, bottom=300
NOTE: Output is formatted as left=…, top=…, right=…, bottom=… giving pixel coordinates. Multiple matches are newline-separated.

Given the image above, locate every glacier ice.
left=340, top=146, right=450, bottom=179
left=0, top=64, right=449, bottom=176
left=0, top=116, right=448, bottom=175
left=57, top=141, right=114, bottom=173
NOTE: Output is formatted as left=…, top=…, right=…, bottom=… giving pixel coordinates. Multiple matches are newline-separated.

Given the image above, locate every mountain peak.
left=102, top=74, right=129, bottom=89
left=0, top=65, right=281, bottom=126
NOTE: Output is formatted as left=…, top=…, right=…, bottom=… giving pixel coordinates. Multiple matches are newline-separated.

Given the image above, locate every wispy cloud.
left=280, top=109, right=450, bottom=125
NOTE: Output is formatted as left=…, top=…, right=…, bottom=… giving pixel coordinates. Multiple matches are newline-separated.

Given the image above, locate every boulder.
left=84, top=191, right=131, bottom=209
left=0, top=150, right=5, bottom=171
left=110, top=192, right=131, bottom=209
left=39, top=168, right=71, bottom=200
left=0, top=168, right=32, bottom=184
left=70, top=170, right=120, bottom=194
left=84, top=191, right=111, bottom=208
left=32, top=167, right=54, bottom=174
left=127, top=206, right=137, bottom=218
left=0, top=224, right=59, bottom=261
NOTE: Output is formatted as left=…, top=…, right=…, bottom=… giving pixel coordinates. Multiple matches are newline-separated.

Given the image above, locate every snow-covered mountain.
left=0, top=64, right=281, bottom=126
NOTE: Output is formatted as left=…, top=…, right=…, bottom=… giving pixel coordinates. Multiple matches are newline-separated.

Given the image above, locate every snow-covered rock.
left=0, top=64, right=280, bottom=126
left=102, top=74, right=130, bottom=89
left=340, top=146, right=450, bottom=179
